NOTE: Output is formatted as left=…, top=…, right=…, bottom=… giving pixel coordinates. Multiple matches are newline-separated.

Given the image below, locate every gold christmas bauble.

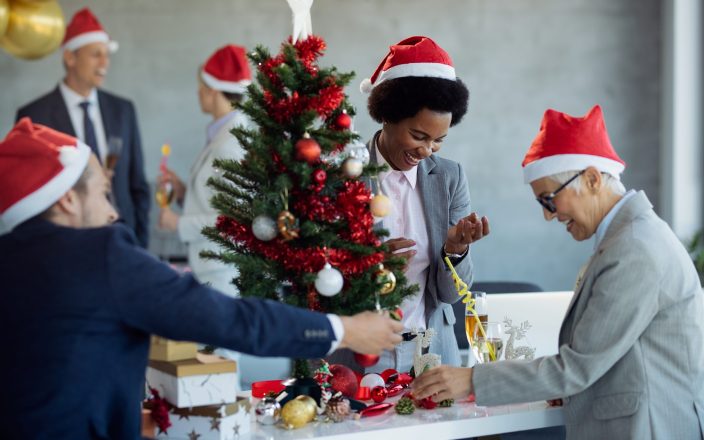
left=281, top=395, right=317, bottom=429
left=0, top=0, right=65, bottom=60
left=341, top=157, right=363, bottom=179
left=375, top=264, right=397, bottom=295
left=277, top=210, right=299, bottom=241
left=370, top=193, right=391, bottom=217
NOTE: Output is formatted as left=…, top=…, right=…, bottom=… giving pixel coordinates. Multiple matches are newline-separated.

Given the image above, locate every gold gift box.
left=148, top=336, right=198, bottom=362
left=148, top=355, right=237, bottom=377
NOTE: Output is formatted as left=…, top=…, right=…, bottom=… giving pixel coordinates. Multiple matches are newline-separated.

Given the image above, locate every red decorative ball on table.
left=371, top=386, right=388, bottom=403
left=353, top=352, right=380, bottom=367
left=329, top=364, right=359, bottom=398
left=335, top=111, right=352, bottom=130
left=295, top=133, right=321, bottom=164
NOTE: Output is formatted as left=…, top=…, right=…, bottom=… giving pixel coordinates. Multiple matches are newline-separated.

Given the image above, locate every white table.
left=241, top=398, right=564, bottom=440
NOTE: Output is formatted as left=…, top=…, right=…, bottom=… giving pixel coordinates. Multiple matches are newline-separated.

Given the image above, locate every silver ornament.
left=344, top=141, right=370, bottom=166
left=252, top=215, right=277, bottom=241
left=255, top=396, right=281, bottom=425
left=315, top=263, right=344, bottom=297
left=342, top=158, right=363, bottom=179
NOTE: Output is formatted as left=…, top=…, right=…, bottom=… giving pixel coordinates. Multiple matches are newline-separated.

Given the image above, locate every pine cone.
left=395, top=397, right=415, bottom=415
left=325, top=395, right=350, bottom=422
left=439, top=399, right=454, bottom=407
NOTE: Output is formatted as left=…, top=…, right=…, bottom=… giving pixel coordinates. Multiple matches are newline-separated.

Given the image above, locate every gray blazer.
left=370, top=135, right=474, bottom=367
left=473, top=191, right=704, bottom=439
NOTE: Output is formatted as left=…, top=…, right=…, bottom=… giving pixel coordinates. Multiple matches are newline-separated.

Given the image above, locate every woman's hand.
left=445, top=212, right=490, bottom=254
left=158, top=168, right=186, bottom=204
left=384, top=237, right=416, bottom=271
left=412, top=365, right=474, bottom=402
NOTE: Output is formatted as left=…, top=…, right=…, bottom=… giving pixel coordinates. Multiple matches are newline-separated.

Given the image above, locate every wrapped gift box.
left=156, top=398, right=251, bottom=440
left=149, top=336, right=198, bottom=362
left=146, top=354, right=238, bottom=408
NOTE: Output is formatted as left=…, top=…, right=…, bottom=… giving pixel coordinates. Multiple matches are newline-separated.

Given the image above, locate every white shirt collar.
left=374, top=135, right=418, bottom=189
left=594, top=189, right=637, bottom=250
left=59, top=81, right=98, bottom=108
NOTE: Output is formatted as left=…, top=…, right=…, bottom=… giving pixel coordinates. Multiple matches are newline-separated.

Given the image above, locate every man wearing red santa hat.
left=0, top=119, right=403, bottom=439
left=157, top=44, right=252, bottom=299
left=16, top=7, right=150, bottom=248
left=413, top=105, right=704, bottom=439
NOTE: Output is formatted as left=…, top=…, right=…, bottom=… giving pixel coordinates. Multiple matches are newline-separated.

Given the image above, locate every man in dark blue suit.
left=0, top=119, right=403, bottom=439
left=16, top=8, right=150, bottom=247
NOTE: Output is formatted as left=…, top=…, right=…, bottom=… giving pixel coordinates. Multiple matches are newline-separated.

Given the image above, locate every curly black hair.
left=367, top=76, right=469, bottom=126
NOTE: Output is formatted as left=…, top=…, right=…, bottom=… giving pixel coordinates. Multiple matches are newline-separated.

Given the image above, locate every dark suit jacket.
left=0, top=218, right=335, bottom=439
left=16, top=86, right=151, bottom=247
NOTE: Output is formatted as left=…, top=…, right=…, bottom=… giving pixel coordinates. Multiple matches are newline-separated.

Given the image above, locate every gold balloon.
left=0, top=0, right=65, bottom=60
left=281, top=395, right=317, bottom=429
left=0, top=0, right=9, bottom=38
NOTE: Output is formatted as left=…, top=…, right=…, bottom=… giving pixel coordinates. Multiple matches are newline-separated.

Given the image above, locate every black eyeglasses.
left=536, top=170, right=586, bottom=213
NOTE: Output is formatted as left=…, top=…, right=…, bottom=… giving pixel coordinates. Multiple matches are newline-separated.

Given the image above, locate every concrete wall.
left=0, top=0, right=661, bottom=291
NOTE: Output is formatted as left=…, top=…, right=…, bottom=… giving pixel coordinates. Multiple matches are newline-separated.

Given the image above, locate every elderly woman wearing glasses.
left=413, top=105, right=704, bottom=439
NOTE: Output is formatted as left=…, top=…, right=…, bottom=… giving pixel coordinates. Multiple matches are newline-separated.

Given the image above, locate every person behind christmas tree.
left=412, top=105, right=704, bottom=439
left=353, top=36, right=490, bottom=373
left=0, top=119, right=403, bottom=439
left=158, top=44, right=251, bottom=298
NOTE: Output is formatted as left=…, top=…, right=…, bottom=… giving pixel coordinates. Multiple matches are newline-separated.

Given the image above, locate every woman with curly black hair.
left=361, top=36, right=490, bottom=374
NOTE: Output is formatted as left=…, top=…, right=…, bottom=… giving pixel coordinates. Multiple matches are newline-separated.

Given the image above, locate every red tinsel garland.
left=216, top=215, right=384, bottom=276
left=145, top=387, right=172, bottom=434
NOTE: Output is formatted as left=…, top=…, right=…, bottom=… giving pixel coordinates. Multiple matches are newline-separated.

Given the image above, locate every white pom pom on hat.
left=360, top=35, right=456, bottom=94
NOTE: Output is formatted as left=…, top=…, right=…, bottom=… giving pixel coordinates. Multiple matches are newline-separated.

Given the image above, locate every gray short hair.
left=548, top=170, right=626, bottom=195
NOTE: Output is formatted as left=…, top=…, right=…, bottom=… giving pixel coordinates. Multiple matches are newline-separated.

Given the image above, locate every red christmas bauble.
left=329, top=364, right=359, bottom=398
left=371, top=386, right=388, bottom=403
left=296, top=134, right=321, bottom=164
left=335, top=112, right=352, bottom=129
left=312, top=169, right=327, bottom=184
left=353, top=352, right=380, bottom=367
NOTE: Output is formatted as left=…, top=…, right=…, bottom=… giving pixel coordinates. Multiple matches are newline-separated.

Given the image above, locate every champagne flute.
left=473, top=321, right=504, bottom=364
left=155, top=144, right=174, bottom=208
left=106, top=136, right=123, bottom=172
left=464, top=291, right=487, bottom=366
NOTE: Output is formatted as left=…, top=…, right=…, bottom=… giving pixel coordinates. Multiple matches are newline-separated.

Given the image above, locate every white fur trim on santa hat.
left=523, top=153, right=625, bottom=184
left=63, top=31, right=118, bottom=53
left=361, top=62, right=456, bottom=94
left=201, top=71, right=251, bottom=94
left=0, top=142, right=91, bottom=235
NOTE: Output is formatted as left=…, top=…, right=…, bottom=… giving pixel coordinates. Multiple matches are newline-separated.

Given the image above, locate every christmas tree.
left=201, top=34, right=417, bottom=365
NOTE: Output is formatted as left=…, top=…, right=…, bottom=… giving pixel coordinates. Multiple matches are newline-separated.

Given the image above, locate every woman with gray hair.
left=413, top=105, right=704, bottom=439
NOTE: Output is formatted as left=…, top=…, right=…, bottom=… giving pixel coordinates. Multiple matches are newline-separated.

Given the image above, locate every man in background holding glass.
left=16, top=7, right=150, bottom=247
left=413, top=105, right=704, bottom=439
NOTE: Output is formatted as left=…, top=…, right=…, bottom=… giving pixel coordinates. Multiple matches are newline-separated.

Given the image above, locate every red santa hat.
left=0, top=118, right=91, bottom=235
left=360, top=36, right=456, bottom=94
left=201, top=45, right=252, bottom=94
left=521, top=105, right=626, bottom=184
left=62, top=7, right=118, bottom=53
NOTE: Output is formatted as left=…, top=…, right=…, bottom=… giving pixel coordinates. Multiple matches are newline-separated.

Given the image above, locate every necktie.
left=79, top=101, right=100, bottom=162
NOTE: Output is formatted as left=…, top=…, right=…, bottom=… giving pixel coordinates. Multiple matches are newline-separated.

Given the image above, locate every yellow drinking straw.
left=443, top=256, right=496, bottom=362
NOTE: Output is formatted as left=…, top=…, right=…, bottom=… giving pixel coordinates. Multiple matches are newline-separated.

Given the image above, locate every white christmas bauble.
left=360, top=373, right=385, bottom=390
left=314, top=263, right=344, bottom=297
left=344, top=141, right=370, bottom=165
left=252, top=215, right=277, bottom=241
left=342, top=158, right=363, bottom=179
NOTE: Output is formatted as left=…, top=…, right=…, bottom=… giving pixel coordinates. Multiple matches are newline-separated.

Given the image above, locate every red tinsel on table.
left=144, top=387, right=172, bottom=434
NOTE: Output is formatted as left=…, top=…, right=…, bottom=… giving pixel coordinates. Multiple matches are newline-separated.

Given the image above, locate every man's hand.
left=158, top=207, right=180, bottom=232
left=384, top=237, right=416, bottom=271
left=338, top=311, right=403, bottom=354
left=411, top=365, right=473, bottom=402
left=445, top=212, right=490, bottom=254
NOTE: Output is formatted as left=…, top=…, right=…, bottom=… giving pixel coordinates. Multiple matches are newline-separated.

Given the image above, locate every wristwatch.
left=442, top=243, right=469, bottom=260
